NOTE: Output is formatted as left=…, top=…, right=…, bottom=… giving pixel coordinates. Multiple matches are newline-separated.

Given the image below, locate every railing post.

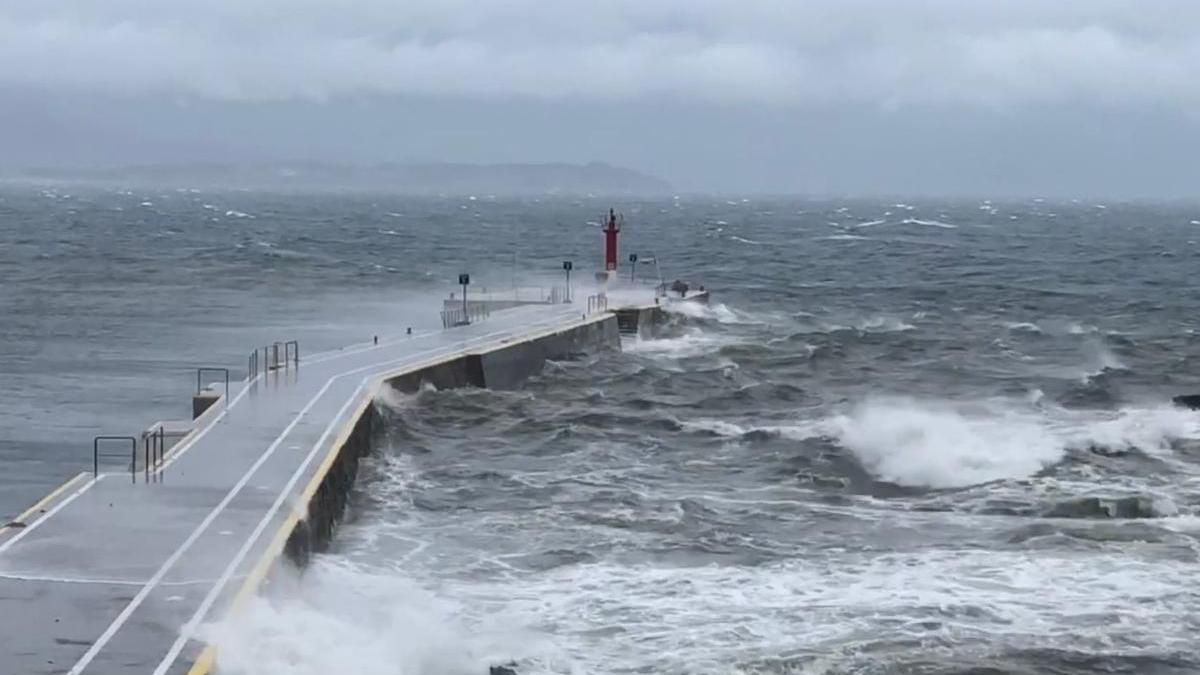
left=196, top=367, right=232, bottom=403
left=93, top=436, right=138, bottom=478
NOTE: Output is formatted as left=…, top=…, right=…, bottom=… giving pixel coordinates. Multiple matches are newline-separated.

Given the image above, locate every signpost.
left=459, top=273, right=470, bottom=323
left=562, top=261, right=573, bottom=303
left=629, top=252, right=638, bottom=283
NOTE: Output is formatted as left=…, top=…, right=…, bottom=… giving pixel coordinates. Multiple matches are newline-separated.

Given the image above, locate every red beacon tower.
left=603, top=208, right=622, bottom=273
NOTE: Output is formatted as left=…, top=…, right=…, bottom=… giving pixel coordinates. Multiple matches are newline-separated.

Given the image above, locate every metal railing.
left=587, top=294, right=609, bottom=314
left=142, top=425, right=166, bottom=480
left=250, top=340, right=300, bottom=377
left=196, top=367, right=230, bottom=398
left=441, top=303, right=491, bottom=328
left=93, top=436, right=137, bottom=478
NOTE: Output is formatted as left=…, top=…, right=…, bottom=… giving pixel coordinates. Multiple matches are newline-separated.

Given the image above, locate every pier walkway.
left=0, top=302, right=607, bottom=675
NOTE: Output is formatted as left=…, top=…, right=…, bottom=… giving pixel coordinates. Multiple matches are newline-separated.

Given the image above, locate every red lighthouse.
left=603, top=208, right=622, bottom=272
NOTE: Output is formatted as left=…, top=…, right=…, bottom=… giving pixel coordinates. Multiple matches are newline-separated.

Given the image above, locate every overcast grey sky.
left=4, top=0, right=1200, bottom=196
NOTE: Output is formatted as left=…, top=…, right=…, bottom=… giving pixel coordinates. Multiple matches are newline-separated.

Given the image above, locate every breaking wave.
left=202, top=559, right=539, bottom=675
left=680, top=398, right=1200, bottom=491
left=824, top=398, right=1063, bottom=488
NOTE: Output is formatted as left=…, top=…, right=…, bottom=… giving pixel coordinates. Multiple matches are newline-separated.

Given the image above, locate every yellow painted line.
left=1, top=471, right=88, bottom=538
left=184, top=382, right=376, bottom=674
left=186, top=314, right=612, bottom=673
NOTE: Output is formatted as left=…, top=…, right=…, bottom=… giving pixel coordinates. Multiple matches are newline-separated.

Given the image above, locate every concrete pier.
left=0, top=302, right=623, bottom=675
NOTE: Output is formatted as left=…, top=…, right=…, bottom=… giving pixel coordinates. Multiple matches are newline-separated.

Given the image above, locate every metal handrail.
left=441, top=303, right=491, bottom=328
left=93, top=436, right=137, bottom=477
left=586, top=294, right=609, bottom=314
left=196, top=367, right=230, bottom=398
left=142, top=425, right=166, bottom=479
left=256, top=340, right=300, bottom=373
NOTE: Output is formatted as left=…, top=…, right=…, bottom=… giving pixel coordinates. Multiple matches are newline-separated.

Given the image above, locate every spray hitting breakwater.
left=9, top=191, right=1200, bottom=673
left=210, top=294, right=1200, bottom=675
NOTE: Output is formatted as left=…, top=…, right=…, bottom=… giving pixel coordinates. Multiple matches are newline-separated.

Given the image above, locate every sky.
left=3, top=0, right=1200, bottom=196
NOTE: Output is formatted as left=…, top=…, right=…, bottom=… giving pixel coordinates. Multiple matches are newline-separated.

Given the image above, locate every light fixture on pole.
left=458, top=273, right=470, bottom=324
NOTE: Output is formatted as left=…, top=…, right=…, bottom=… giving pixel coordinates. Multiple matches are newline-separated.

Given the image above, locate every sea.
left=3, top=186, right=1200, bottom=674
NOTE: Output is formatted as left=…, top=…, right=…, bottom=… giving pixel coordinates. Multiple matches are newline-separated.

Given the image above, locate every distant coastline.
left=1, top=161, right=673, bottom=196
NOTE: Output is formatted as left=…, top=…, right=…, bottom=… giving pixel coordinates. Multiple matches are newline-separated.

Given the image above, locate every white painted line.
left=156, top=375, right=260, bottom=471
left=0, top=476, right=102, bottom=555
left=65, top=375, right=341, bottom=675
left=0, top=572, right=227, bottom=587
left=3, top=307, right=591, bottom=552
left=61, top=307, right=602, bottom=674
left=153, top=309, right=605, bottom=671
left=151, top=376, right=371, bottom=675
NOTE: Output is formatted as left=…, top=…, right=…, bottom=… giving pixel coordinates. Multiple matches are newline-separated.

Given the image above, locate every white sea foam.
left=817, top=397, right=1200, bottom=488
left=680, top=418, right=753, bottom=437
left=819, top=234, right=870, bottom=241
left=1004, top=321, right=1043, bottom=334
left=825, top=398, right=1063, bottom=488
left=1046, top=405, right=1200, bottom=459
left=662, top=301, right=746, bottom=324
left=729, top=235, right=763, bottom=245
left=1076, top=338, right=1126, bottom=380
left=625, top=330, right=724, bottom=359
left=900, top=217, right=957, bottom=229
left=680, top=418, right=816, bottom=440
left=208, top=543, right=1198, bottom=675
left=825, top=314, right=907, bottom=331
left=203, top=559, right=541, bottom=675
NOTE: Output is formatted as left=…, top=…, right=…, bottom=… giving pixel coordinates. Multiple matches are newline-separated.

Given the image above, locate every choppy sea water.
left=5, top=187, right=1200, bottom=673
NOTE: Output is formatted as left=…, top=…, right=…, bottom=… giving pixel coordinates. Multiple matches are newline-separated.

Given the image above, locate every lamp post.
left=459, top=273, right=470, bottom=324
left=629, top=252, right=638, bottom=283
left=562, top=260, right=573, bottom=303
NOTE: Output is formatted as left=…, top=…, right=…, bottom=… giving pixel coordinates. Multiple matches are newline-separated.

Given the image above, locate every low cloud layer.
left=5, top=0, right=1200, bottom=107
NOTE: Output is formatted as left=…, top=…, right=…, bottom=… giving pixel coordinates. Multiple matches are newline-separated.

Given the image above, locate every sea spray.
left=826, top=398, right=1064, bottom=488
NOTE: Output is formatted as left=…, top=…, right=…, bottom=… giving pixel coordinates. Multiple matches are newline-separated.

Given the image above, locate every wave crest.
left=826, top=398, right=1064, bottom=488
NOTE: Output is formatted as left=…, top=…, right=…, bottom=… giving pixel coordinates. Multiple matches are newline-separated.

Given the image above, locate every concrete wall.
left=477, top=313, right=619, bottom=389
left=615, top=305, right=669, bottom=339
left=282, top=314, right=619, bottom=565
left=387, top=353, right=484, bottom=393
left=284, top=401, right=380, bottom=566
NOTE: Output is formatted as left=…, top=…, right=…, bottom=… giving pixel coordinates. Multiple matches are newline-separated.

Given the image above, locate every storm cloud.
left=4, top=0, right=1200, bottom=107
